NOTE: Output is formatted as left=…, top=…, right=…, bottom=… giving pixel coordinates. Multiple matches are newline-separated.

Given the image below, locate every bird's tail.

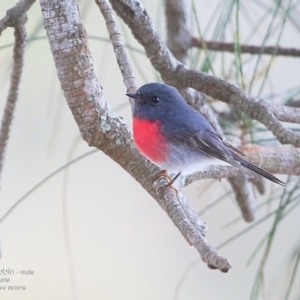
left=233, top=154, right=286, bottom=188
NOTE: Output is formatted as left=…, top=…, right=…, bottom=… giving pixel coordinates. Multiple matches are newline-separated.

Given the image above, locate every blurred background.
left=0, top=0, right=299, bottom=299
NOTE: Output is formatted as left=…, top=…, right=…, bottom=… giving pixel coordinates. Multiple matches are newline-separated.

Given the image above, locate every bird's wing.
left=167, top=127, right=286, bottom=187
left=169, top=128, right=254, bottom=176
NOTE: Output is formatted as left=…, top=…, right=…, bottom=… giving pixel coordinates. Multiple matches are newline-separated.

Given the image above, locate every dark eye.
left=151, top=96, right=160, bottom=104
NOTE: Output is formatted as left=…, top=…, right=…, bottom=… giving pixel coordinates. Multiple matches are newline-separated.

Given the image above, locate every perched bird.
left=126, top=83, right=286, bottom=187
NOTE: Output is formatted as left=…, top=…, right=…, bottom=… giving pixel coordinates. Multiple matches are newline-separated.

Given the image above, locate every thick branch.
left=270, top=103, right=300, bottom=124
left=110, top=0, right=300, bottom=147
left=227, top=176, right=255, bottom=222
left=40, top=0, right=150, bottom=192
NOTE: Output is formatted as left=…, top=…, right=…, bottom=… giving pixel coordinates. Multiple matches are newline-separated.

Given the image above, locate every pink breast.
left=133, top=118, right=168, bottom=163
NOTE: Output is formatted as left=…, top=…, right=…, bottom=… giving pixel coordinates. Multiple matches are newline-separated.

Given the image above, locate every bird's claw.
left=153, top=170, right=179, bottom=196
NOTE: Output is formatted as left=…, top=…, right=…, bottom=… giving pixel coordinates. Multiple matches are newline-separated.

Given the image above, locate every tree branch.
left=154, top=176, right=231, bottom=272
left=0, top=5, right=28, bottom=184
left=184, top=146, right=300, bottom=186
left=270, top=103, right=300, bottom=124
left=191, top=37, right=300, bottom=58
left=227, top=176, right=255, bottom=222
left=95, top=0, right=136, bottom=95
left=249, top=176, right=266, bottom=195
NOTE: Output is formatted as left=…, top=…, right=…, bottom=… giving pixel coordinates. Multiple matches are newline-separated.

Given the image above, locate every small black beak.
left=126, top=93, right=139, bottom=99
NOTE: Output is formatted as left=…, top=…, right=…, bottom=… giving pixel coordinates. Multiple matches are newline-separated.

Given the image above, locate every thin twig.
left=95, top=0, right=136, bottom=94
left=227, top=176, right=255, bottom=222
left=0, top=21, right=27, bottom=183
left=249, top=176, right=266, bottom=195
left=191, top=37, right=300, bottom=58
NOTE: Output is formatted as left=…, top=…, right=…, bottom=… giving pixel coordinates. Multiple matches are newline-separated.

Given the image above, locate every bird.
left=126, top=82, right=286, bottom=188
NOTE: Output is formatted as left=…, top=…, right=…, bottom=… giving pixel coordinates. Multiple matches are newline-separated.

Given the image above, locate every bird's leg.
left=153, top=170, right=173, bottom=182
left=153, top=170, right=181, bottom=195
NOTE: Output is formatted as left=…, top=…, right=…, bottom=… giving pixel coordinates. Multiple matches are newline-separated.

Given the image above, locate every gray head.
left=126, top=82, right=187, bottom=120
